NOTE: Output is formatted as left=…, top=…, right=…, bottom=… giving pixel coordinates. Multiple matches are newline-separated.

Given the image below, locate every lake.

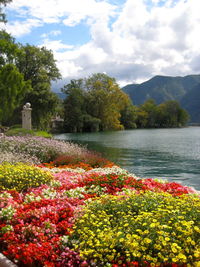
left=54, top=127, right=200, bottom=191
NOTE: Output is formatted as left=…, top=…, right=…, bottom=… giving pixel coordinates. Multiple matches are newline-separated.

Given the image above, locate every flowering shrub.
left=71, top=192, right=200, bottom=266
left=0, top=136, right=88, bottom=163
left=0, top=163, right=53, bottom=192
left=42, top=162, right=93, bottom=171
left=0, top=151, right=40, bottom=165
left=49, top=151, right=115, bottom=168
left=0, top=160, right=199, bottom=266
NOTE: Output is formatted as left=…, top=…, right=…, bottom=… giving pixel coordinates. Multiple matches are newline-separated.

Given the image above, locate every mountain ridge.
left=122, top=74, right=200, bottom=122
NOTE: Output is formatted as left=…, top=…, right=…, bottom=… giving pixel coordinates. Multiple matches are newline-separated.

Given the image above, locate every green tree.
left=86, top=73, right=129, bottom=131
left=137, top=99, right=158, bottom=128
left=136, top=99, right=189, bottom=128
left=0, top=64, right=31, bottom=124
left=62, top=79, right=87, bottom=132
left=0, top=30, right=61, bottom=129
left=155, top=103, right=167, bottom=128
left=136, top=109, right=149, bottom=128
left=120, top=101, right=138, bottom=129
left=15, top=45, right=61, bottom=129
left=62, top=73, right=131, bottom=132
left=0, top=30, right=19, bottom=67
left=157, top=100, right=189, bottom=127
left=0, top=0, right=12, bottom=23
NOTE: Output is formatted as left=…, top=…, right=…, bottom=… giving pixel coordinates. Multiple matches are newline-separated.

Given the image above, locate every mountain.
left=122, top=74, right=200, bottom=122
left=123, top=75, right=200, bottom=105
left=181, top=83, right=200, bottom=123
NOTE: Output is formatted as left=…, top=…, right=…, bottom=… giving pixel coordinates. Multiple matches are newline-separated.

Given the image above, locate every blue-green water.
left=54, top=127, right=200, bottom=190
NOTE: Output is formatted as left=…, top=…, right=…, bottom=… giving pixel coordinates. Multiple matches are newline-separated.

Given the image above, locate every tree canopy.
left=15, top=44, right=61, bottom=129
left=63, top=77, right=189, bottom=133
left=62, top=73, right=135, bottom=132
left=0, top=64, right=31, bottom=124
left=0, top=30, right=61, bottom=129
left=0, top=30, right=19, bottom=67
left=136, top=99, right=189, bottom=128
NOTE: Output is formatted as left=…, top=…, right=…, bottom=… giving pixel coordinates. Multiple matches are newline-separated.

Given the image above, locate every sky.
left=1, top=0, right=200, bottom=89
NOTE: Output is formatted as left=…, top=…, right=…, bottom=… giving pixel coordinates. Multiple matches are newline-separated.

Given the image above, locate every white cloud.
left=41, top=30, right=61, bottom=39
left=2, top=0, right=200, bottom=86
left=0, top=19, right=42, bottom=37
left=40, top=39, right=73, bottom=52
left=6, top=0, right=117, bottom=26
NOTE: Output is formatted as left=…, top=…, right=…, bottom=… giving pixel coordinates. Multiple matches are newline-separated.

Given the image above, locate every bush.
left=0, top=151, right=40, bottom=165
left=0, top=136, right=87, bottom=163
left=71, top=192, right=200, bottom=266
left=9, top=124, right=22, bottom=129
left=0, top=163, right=53, bottom=192
left=5, top=128, right=34, bottom=136
left=51, top=151, right=114, bottom=168
left=34, top=131, right=52, bottom=138
left=5, top=128, right=52, bottom=138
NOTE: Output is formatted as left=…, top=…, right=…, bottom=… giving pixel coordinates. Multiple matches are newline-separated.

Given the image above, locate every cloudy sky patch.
left=1, top=0, right=200, bottom=88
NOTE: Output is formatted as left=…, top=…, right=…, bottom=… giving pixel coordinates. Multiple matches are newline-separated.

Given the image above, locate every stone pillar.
left=22, top=103, right=32, bottom=130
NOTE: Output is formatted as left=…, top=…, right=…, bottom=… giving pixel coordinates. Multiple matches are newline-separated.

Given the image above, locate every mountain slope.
left=122, top=74, right=200, bottom=105
left=181, top=83, right=200, bottom=123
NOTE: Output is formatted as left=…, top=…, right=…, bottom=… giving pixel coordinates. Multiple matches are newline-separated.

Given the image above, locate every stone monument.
left=22, top=103, right=32, bottom=130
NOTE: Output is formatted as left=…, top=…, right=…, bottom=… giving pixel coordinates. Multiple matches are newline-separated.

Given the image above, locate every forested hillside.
left=181, top=83, right=200, bottom=123
left=122, top=75, right=200, bottom=122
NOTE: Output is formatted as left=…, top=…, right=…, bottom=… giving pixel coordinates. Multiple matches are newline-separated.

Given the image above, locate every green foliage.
left=0, top=30, right=19, bottom=66
left=156, top=100, right=189, bottom=128
left=16, top=45, right=61, bottom=86
left=5, top=128, right=34, bottom=136
left=0, top=32, right=61, bottom=130
left=5, top=127, right=52, bottom=138
left=123, top=75, right=200, bottom=123
left=136, top=99, right=157, bottom=128
left=0, top=163, right=53, bottom=192
left=120, top=102, right=137, bottom=129
left=15, top=45, right=61, bottom=129
left=62, top=74, right=189, bottom=132
left=62, top=73, right=131, bottom=132
left=123, top=75, right=200, bottom=106
left=136, top=99, right=189, bottom=128
left=0, top=64, right=32, bottom=124
left=34, top=131, right=52, bottom=138
left=86, top=73, right=129, bottom=131
left=62, top=79, right=87, bottom=132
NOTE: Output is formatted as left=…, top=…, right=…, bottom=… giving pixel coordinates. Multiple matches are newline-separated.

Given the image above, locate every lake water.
left=54, top=127, right=200, bottom=190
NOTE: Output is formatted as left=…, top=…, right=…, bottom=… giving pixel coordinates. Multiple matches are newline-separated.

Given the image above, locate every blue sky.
left=1, top=0, right=200, bottom=89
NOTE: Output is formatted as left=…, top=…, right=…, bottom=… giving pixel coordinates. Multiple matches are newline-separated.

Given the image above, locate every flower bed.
left=0, top=163, right=199, bottom=267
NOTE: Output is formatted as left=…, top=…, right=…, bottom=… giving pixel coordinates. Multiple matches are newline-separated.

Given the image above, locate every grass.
left=5, top=127, right=52, bottom=138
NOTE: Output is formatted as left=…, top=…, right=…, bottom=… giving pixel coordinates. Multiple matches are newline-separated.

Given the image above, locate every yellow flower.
left=144, top=238, right=152, bottom=244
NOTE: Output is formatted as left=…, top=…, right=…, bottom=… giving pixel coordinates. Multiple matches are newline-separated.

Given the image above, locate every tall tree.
left=136, top=99, right=189, bottom=128
left=157, top=100, right=189, bottom=127
left=62, top=73, right=131, bottom=132
left=120, top=101, right=138, bottom=129
left=15, top=45, right=61, bottom=129
left=0, top=0, right=12, bottom=23
left=86, top=73, right=130, bottom=130
left=137, top=99, right=158, bottom=128
left=62, top=79, right=87, bottom=132
left=0, top=64, right=31, bottom=124
left=0, top=29, right=61, bottom=129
